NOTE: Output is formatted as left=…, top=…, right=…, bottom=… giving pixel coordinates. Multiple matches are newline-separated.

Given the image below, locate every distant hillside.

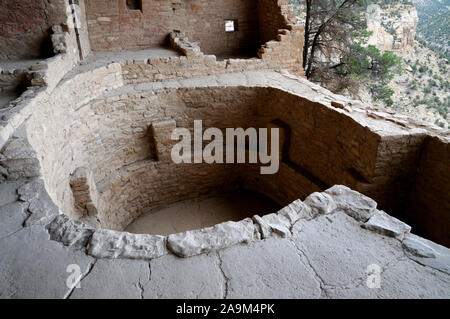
left=413, top=0, right=450, bottom=57
left=413, top=0, right=449, bottom=19
left=287, top=0, right=449, bottom=128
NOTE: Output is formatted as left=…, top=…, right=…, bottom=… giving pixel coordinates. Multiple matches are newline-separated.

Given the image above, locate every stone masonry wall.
left=258, top=0, right=296, bottom=44
left=123, top=24, right=305, bottom=84
left=3, top=55, right=447, bottom=244
left=86, top=0, right=261, bottom=57
left=25, top=84, right=402, bottom=231
left=0, top=0, right=90, bottom=61
left=406, top=136, right=450, bottom=246
left=25, top=83, right=325, bottom=230
left=0, top=0, right=66, bottom=59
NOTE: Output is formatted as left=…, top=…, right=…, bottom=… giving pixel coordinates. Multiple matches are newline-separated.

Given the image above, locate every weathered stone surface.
left=363, top=210, right=411, bottom=240
left=69, top=167, right=99, bottom=217
left=366, top=4, right=418, bottom=53
left=292, top=211, right=404, bottom=288
left=88, top=229, right=167, bottom=261
left=219, top=238, right=321, bottom=298
left=253, top=213, right=291, bottom=239
left=277, top=199, right=315, bottom=222
left=0, top=137, right=40, bottom=180
left=0, top=0, right=447, bottom=300
left=325, top=185, right=377, bottom=222
left=303, top=191, right=337, bottom=216
left=167, top=218, right=259, bottom=258
left=0, top=202, right=28, bottom=238
left=17, top=178, right=45, bottom=202
left=46, top=215, right=94, bottom=250
left=0, top=181, right=21, bottom=206
left=326, top=259, right=450, bottom=299
left=25, top=188, right=60, bottom=227
left=0, top=226, right=93, bottom=299
left=143, top=253, right=223, bottom=299
left=402, top=233, right=450, bottom=274
left=402, top=233, right=437, bottom=258
left=70, top=259, right=150, bottom=299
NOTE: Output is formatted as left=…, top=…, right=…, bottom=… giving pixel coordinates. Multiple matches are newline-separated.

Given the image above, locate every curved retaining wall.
left=0, top=57, right=448, bottom=245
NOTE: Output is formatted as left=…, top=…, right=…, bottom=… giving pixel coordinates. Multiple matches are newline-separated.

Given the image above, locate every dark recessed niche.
left=126, top=0, right=142, bottom=11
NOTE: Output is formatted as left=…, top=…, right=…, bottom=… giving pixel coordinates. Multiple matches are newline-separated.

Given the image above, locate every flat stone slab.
left=17, top=178, right=45, bottom=202
left=0, top=181, right=21, bottom=206
left=0, top=202, right=28, bottom=238
left=0, top=226, right=93, bottom=299
left=326, top=259, right=450, bottom=299
left=25, top=189, right=60, bottom=227
left=218, top=238, right=321, bottom=298
left=143, top=253, right=223, bottom=299
left=292, top=211, right=405, bottom=288
left=0, top=184, right=448, bottom=299
left=70, top=259, right=150, bottom=299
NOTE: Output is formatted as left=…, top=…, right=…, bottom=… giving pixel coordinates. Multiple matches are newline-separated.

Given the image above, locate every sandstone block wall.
left=86, top=0, right=261, bottom=57
left=70, top=167, right=99, bottom=217
left=25, top=83, right=327, bottom=230
left=0, top=0, right=90, bottom=62
left=0, top=0, right=57, bottom=59
left=1, top=53, right=446, bottom=244
left=23, top=80, right=432, bottom=232
left=122, top=25, right=305, bottom=84
left=258, top=0, right=296, bottom=44
left=407, top=136, right=450, bottom=246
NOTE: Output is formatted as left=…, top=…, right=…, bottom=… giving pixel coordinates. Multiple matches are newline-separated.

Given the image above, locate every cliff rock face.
left=366, top=4, right=418, bottom=52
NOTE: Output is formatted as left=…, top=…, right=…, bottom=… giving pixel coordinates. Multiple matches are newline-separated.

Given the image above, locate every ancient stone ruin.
left=0, top=0, right=448, bottom=299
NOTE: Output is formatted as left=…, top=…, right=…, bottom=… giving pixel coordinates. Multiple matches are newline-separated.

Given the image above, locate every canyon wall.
left=366, top=4, right=418, bottom=53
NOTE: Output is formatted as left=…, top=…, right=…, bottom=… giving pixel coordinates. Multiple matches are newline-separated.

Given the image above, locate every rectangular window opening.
left=126, top=0, right=142, bottom=11
left=225, top=20, right=238, bottom=32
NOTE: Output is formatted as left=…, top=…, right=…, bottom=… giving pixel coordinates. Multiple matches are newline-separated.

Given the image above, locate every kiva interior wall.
left=86, top=0, right=270, bottom=56
left=19, top=60, right=449, bottom=244
left=26, top=82, right=382, bottom=231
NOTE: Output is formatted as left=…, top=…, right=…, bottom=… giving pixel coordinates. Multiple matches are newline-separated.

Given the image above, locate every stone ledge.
left=87, top=229, right=167, bottom=261
left=36, top=184, right=424, bottom=262
left=167, top=218, right=259, bottom=258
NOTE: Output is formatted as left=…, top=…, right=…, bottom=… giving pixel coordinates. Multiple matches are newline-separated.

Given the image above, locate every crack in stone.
left=400, top=245, right=449, bottom=275
left=135, top=261, right=152, bottom=299
left=0, top=227, right=24, bottom=241
left=330, top=255, right=407, bottom=292
left=215, top=251, right=229, bottom=299
left=289, top=239, right=327, bottom=298
left=64, top=259, right=97, bottom=299
left=137, top=282, right=144, bottom=299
